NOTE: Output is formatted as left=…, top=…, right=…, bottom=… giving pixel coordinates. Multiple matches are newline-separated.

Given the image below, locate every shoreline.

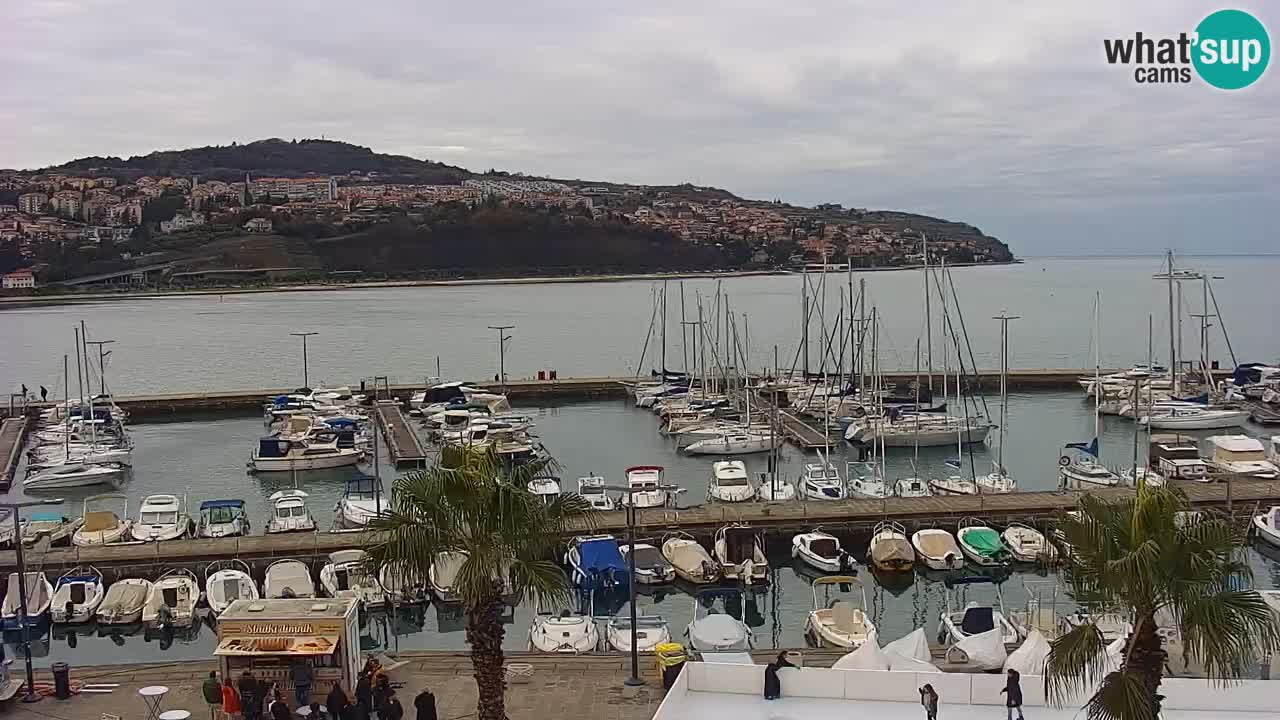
left=0, top=260, right=1017, bottom=305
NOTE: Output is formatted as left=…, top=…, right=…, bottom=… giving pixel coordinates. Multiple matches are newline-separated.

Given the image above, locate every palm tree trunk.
left=466, top=590, right=508, bottom=720
left=1125, top=615, right=1167, bottom=717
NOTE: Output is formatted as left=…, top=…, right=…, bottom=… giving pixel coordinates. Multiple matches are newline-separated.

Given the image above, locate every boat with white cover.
left=1207, top=435, right=1279, bottom=479
left=707, top=461, right=755, bottom=502
left=938, top=581, right=1019, bottom=645
left=264, top=559, right=315, bottom=599
left=606, top=615, right=671, bottom=652
left=686, top=595, right=751, bottom=651
left=661, top=534, right=720, bottom=584
left=805, top=575, right=875, bottom=649
left=320, top=549, right=384, bottom=606
left=619, top=542, right=675, bottom=584
left=792, top=530, right=855, bottom=574
left=867, top=521, right=913, bottom=573
left=576, top=475, right=615, bottom=511
left=142, top=568, right=200, bottom=628
left=619, top=466, right=670, bottom=508
left=1002, top=522, right=1053, bottom=563
left=72, top=493, right=133, bottom=546
left=51, top=566, right=104, bottom=624
left=130, top=494, right=193, bottom=542
left=429, top=551, right=468, bottom=602
left=530, top=610, right=599, bottom=653
left=266, top=490, right=317, bottom=533
left=911, top=528, right=964, bottom=571
left=205, top=560, right=259, bottom=616
left=96, top=577, right=151, bottom=624
left=1, top=572, right=53, bottom=629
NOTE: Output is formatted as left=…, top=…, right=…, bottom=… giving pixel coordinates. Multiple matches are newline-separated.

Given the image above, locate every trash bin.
left=537, top=370, right=546, bottom=380
left=52, top=662, right=71, bottom=699
left=655, top=642, right=687, bottom=689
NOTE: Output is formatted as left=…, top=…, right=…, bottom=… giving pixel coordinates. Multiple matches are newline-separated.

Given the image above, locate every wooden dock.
left=779, top=410, right=831, bottom=449
left=5, top=478, right=1275, bottom=576
left=0, top=416, right=28, bottom=490
left=374, top=401, right=429, bottom=466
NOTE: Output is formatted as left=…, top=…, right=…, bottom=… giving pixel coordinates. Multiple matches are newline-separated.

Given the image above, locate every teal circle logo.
left=1192, top=9, right=1270, bottom=89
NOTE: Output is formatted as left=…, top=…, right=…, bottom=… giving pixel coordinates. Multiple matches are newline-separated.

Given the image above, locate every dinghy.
left=72, top=493, right=133, bottom=546
left=51, top=566, right=104, bottom=624
left=529, top=610, right=599, bottom=653
left=804, top=576, right=875, bottom=649
left=1, top=572, right=53, bottom=629
left=911, top=528, right=964, bottom=571
left=956, top=518, right=1012, bottom=567
left=429, top=551, right=468, bottom=602
left=1001, top=522, right=1053, bottom=563
left=661, top=534, right=720, bottom=584
left=686, top=596, right=751, bottom=651
left=607, top=615, right=671, bottom=652
left=96, top=577, right=152, bottom=624
left=142, top=568, right=200, bottom=628
left=320, top=550, right=384, bottom=606
left=266, top=490, right=317, bottom=534
left=867, top=521, right=913, bottom=573
left=619, top=542, right=675, bottom=584
left=791, top=530, right=855, bottom=574
left=263, top=559, right=315, bottom=599
left=205, top=560, right=259, bottom=616
left=713, top=525, right=768, bottom=584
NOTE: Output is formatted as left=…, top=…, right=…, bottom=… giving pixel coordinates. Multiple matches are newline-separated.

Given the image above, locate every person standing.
left=291, top=660, right=314, bottom=708
left=270, top=698, right=292, bottom=720
left=919, top=684, right=939, bottom=720
left=239, top=671, right=261, bottom=720
left=222, top=679, right=243, bottom=720
left=203, top=672, right=224, bottom=720
left=373, top=675, right=391, bottom=720
left=413, top=688, right=436, bottom=720
left=1001, top=669, right=1024, bottom=720
left=354, top=673, right=372, bottom=720
left=326, top=683, right=351, bottom=720
left=39, top=386, right=47, bottom=402
left=762, top=651, right=795, bottom=700
left=381, top=690, right=403, bottom=720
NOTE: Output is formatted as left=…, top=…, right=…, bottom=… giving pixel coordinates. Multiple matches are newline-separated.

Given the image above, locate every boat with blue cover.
left=565, top=535, right=629, bottom=590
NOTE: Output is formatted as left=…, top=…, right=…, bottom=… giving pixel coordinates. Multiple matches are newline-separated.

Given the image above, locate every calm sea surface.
left=2, top=256, right=1278, bottom=396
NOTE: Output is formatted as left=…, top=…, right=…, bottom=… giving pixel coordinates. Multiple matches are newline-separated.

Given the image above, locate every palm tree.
left=1046, top=486, right=1280, bottom=720
left=366, top=446, right=594, bottom=720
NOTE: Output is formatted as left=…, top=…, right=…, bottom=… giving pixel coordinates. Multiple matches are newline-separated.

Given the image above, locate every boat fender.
left=1058, top=456, right=1071, bottom=467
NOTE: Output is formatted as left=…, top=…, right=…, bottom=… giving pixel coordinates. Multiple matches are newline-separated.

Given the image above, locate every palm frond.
left=1179, top=589, right=1280, bottom=683
left=1046, top=622, right=1109, bottom=706
left=1083, top=670, right=1158, bottom=720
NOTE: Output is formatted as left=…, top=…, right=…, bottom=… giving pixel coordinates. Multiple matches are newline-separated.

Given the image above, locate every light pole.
left=290, top=332, right=318, bottom=388
left=3, top=498, right=64, bottom=703
left=85, top=339, right=114, bottom=396
left=487, top=325, right=514, bottom=391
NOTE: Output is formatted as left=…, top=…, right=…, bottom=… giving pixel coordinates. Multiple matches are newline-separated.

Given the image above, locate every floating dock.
left=5, top=478, right=1274, bottom=577
left=779, top=411, right=831, bottom=449
left=374, top=401, right=429, bottom=466
left=0, top=416, right=28, bottom=490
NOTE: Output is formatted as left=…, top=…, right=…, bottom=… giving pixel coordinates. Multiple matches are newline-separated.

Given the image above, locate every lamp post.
left=3, top=498, right=64, bottom=703
left=84, top=339, right=115, bottom=396
left=487, top=325, right=514, bottom=391
left=600, top=483, right=679, bottom=687
left=289, top=332, right=318, bottom=388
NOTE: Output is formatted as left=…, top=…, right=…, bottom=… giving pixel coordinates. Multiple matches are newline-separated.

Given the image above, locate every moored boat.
left=206, top=560, right=260, bottom=616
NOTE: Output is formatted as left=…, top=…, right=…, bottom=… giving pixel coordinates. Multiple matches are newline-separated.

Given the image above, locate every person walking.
left=919, top=683, right=939, bottom=720
left=381, top=690, right=403, bottom=720
left=1001, top=669, right=1024, bottom=720
left=413, top=688, right=436, bottom=720
left=354, top=673, right=372, bottom=720
left=239, top=671, right=261, bottom=720
left=762, top=651, right=795, bottom=700
left=270, top=698, right=292, bottom=720
left=203, top=671, right=224, bottom=720
left=326, top=683, right=351, bottom=720
left=222, top=679, right=243, bottom=720
left=372, top=675, right=391, bottom=720
left=39, top=386, right=47, bottom=402
left=291, top=660, right=314, bottom=708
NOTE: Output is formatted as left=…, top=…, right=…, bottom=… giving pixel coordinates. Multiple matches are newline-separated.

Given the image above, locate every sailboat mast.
left=1166, top=251, right=1177, bottom=394
left=62, top=354, right=69, bottom=457
left=659, top=281, right=668, bottom=377
left=801, top=269, right=810, bottom=378
left=74, top=326, right=84, bottom=403
left=1094, top=291, right=1102, bottom=444
left=923, top=233, right=933, bottom=392
left=679, top=281, right=689, bottom=373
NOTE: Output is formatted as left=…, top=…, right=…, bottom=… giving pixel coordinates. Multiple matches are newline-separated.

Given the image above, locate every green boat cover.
left=963, top=528, right=1005, bottom=557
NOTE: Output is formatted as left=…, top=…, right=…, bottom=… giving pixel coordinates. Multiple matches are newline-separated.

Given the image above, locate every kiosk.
left=215, top=598, right=360, bottom=704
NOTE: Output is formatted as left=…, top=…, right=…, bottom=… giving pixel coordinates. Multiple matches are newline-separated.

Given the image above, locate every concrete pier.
left=374, top=400, right=429, bottom=466
left=0, top=416, right=28, bottom=490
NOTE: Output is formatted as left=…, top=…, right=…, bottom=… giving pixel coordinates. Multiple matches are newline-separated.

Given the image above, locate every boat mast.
left=1166, top=250, right=1177, bottom=395
left=923, top=233, right=933, bottom=392
left=679, top=281, right=689, bottom=373
left=62, top=354, right=69, bottom=458
left=659, top=280, right=668, bottom=378
left=992, top=311, right=1018, bottom=475
left=1094, top=291, right=1102, bottom=456
left=801, top=268, right=810, bottom=378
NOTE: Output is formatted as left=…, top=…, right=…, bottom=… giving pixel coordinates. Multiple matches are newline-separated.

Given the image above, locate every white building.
left=1, top=269, right=37, bottom=289
left=17, top=193, right=48, bottom=214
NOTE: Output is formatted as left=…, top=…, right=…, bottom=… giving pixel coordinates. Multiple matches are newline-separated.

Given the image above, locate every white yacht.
left=894, top=477, right=932, bottom=498
left=845, top=414, right=992, bottom=447
left=1253, top=506, right=1280, bottom=548
left=526, top=475, right=562, bottom=504
left=799, top=462, right=845, bottom=501
left=1059, top=456, right=1121, bottom=488
left=684, top=431, right=774, bottom=456
left=335, top=475, right=386, bottom=529
left=1139, top=406, right=1249, bottom=430
left=266, top=490, right=317, bottom=533
left=929, top=475, right=979, bottom=496
left=755, top=472, right=797, bottom=501
left=576, top=475, right=616, bottom=511
left=846, top=462, right=891, bottom=499
left=251, top=433, right=362, bottom=472
left=197, top=499, right=250, bottom=538
left=792, top=530, right=854, bottom=573
left=24, top=462, right=124, bottom=490
left=130, top=495, right=193, bottom=542
left=713, top=525, right=768, bottom=584
left=619, top=466, right=670, bottom=508
left=976, top=464, right=1016, bottom=494
left=707, top=461, right=755, bottom=503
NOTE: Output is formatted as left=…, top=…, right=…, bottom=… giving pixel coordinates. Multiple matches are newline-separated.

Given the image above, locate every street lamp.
left=487, top=326, right=514, bottom=391
left=599, top=483, right=680, bottom=687
left=3, top=498, right=64, bottom=703
left=289, top=332, right=318, bottom=388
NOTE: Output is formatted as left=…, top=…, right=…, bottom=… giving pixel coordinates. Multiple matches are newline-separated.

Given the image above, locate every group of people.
left=201, top=657, right=437, bottom=720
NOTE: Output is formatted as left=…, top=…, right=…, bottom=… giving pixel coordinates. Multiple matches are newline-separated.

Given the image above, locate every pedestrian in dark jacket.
left=203, top=672, right=223, bottom=720
left=413, top=689, right=436, bottom=720
left=1001, top=669, right=1024, bottom=720
left=354, top=673, right=372, bottom=720
left=39, top=386, right=48, bottom=402
left=762, top=651, right=794, bottom=700
left=381, top=690, right=403, bottom=720
left=270, top=699, right=292, bottom=720
left=919, top=683, right=939, bottom=720
left=326, top=684, right=351, bottom=720
left=239, top=672, right=261, bottom=720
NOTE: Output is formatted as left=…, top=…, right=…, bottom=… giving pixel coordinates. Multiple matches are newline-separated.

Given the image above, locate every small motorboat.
left=24, top=462, right=125, bottom=490
left=266, top=490, right=317, bottom=534
left=1063, top=610, right=1133, bottom=643
left=1, top=571, right=54, bottom=629
left=755, top=473, right=797, bottom=502
left=21, top=512, right=82, bottom=547
left=530, top=610, right=599, bottom=653
left=661, top=534, right=720, bottom=584
left=566, top=535, right=629, bottom=590
left=263, top=559, right=315, bottom=599
left=197, top=499, right=250, bottom=538
left=792, top=530, right=855, bottom=574
left=51, top=566, right=105, bottom=624
left=130, top=494, right=193, bottom=542
left=142, top=568, right=201, bottom=628
left=205, top=560, right=260, bottom=616
left=1002, top=522, right=1053, bottom=563
left=606, top=615, right=671, bottom=652
left=805, top=575, right=875, bottom=649
left=527, top=475, right=562, bottom=504
left=686, top=595, right=751, bottom=651
left=799, top=462, right=845, bottom=501
left=911, top=528, right=964, bottom=571
left=707, top=461, right=755, bottom=502
left=713, top=525, right=768, bottom=584
left=943, top=627, right=1008, bottom=671
left=938, top=578, right=1019, bottom=645
left=619, top=466, right=670, bottom=508
left=379, top=562, right=429, bottom=606
left=321, top=550, right=384, bottom=606
left=73, top=493, right=133, bottom=546
left=429, top=551, right=468, bottom=602
left=894, top=477, right=932, bottom=498
left=334, top=475, right=386, bottom=529
left=867, top=521, right=914, bottom=573
left=956, top=519, right=1012, bottom=567
left=96, top=577, right=152, bottom=624
left=1253, top=506, right=1280, bottom=548
left=576, top=475, right=616, bottom=511
left=618, top=542, right=675, bottom=584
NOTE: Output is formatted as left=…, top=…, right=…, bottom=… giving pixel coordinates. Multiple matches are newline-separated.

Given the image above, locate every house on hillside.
left=2, top=268, right=38, bottom=289
left=244, top=217, right=274, bottom=233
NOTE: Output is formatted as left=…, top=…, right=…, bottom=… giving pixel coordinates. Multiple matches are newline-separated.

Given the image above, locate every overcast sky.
left=2, top=1, right=1276, bottom=254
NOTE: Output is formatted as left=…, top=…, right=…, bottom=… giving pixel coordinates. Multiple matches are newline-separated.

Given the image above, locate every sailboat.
left=1060, top=293, right=1120, bottom=488
left=978, top=311, right=1017, bottom=493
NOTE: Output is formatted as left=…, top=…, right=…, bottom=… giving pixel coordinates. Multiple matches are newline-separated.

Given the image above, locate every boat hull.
left=252, top=452, right=361, bottom=472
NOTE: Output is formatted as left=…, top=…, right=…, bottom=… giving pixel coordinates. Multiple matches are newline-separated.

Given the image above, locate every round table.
left=296, top=707, right=328, bottom=718
left=160, top=711, right=192, bottom=720
left=138, top=686, right=169, bottom=720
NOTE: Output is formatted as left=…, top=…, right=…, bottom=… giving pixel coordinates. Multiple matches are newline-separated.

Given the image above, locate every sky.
left=1, top=1, right=1276, bottom=255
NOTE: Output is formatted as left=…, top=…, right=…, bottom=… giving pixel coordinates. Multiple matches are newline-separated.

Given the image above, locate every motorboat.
left=205, top=560, right=259, bottom=616
left=320, top=549, right=385, bottom=606
left=686, top=595, right=751, bottom=651
left=1139, top=407, right=1249, bottom=430
left=1122, top=466, right=1166, bottom=487
left=530, top=610, right=599, bottom=653
left=50, top=566, right=104, bottom=624
left=28, top=446, right=132, bottom=470
left=1207, top=435, right=1279, bottom=479
left=378, top=562, right=429, bottom=606
left=335, top=475, right=386, bottom=529
left=661, top=534, right=720, bottom=584
left=142, top=568, right=200, bottom=628
left=130, top=494, right=193, bottom=542
left=576, top=475, right=616, bottom=511
left=1, top=572, right=53, bottom=629
left=1253, top=506, right=1280, bottom=548
left=566, top=535, right=629, bottom=590
left=619, top=466, right=670, bottom=508
left=911, top=528, right=964, bottom=571
left=266, top=490, right=317, bottom=533
left=21, top=512, right=82, bottom=547
left=939, top=591, right=1019, bottom=645
left=96, top=577, right=152, bottom=624
left=429, top=551, right=468, bottom=602
left=24, top=462, right=124, bottom=490
left=1059, top=451, right=1121, bottom=488
left=792, top=530, right=855, bottom=574
left=606, top=615, right=671, bottom=652
left=1002, top=523, right=1053, bottom=563
left=713, top=525, right=768, bottom=584
left=684, top=431, right=774, bottom=455
left=526, top=475, right=562, bottom=504
left=799, top=462, right=846, bottom=501
left=251, top=433, right=362, bottom=472
left=263, top=559, right=316, bottom=599
left=1157, top=457, right=1210, bottom=482
left=197, top=499, right=250, bottom=538
left=755, top=473, right=797, bottom=502
left=707, top=461, right=755, bottom=503
left=867, top=521, right=913, bottom=573
left=956, top=519, right=1012, bottom=567
left=619, top=542, right=675, bottom=584
left=805, top=576, right=875, bottom=649
left=847, top=463, right=892, bottom=499
left=72, top=493, right=133, bottom=546
left=894, top=477, right=932, bottom=498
